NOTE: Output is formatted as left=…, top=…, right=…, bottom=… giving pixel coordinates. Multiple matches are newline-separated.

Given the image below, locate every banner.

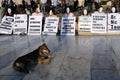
left=91, top=13, right=107, bottom=33
left=28, top=16, right=43, bottom=35
left=44, top=17, right=59, bottom=35
left=78, top=16, right=91, bottom=32
left=108, top=13, right=120, bottom=32
left=13, top=14, right=27, bottom=34
left=0, top=16, right=14, bottom=34
left=61, top=17, right=76, bottom=35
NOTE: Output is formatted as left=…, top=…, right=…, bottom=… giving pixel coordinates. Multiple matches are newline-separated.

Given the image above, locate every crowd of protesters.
left=0, top=0, right=120, bottom=17
left=0, top=0, right=119, bottom=35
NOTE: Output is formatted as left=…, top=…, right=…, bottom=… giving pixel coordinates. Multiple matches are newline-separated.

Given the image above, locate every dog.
left=12, top=43, right=53, bottom=74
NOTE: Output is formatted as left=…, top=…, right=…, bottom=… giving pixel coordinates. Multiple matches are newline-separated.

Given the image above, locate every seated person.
left=111, top=6, right=116, bottom=13
left=48, top=8, right=57, bottom=17
left=81, top=9, right=89, bottom=16
left=32, top=4, right=43, bottom=16
left=6, top=8, right=14, bottom=16
left=94, top=6, right=104, bottom=14
left=62, top=7, right=78, bottom=35
left=64, top=7, right=74, bottom=17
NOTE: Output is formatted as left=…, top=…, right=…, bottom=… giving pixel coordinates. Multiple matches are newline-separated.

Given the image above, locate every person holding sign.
left=48, top=8, right=57, bottom=17
left=60, top=7, right=78, bottom=35
left=94, top=6, right=104, bottom=13
left=47, top=8, right=61, bottom=35
left=111, top=7, right=116, bottom=13
left=6, top=8, right=14, bottom=16
left=64, top=7, right=74, bottom=17
left=32, top=4, right=43, bottom=16
left=98, top=6, right=104, bottom=13
left=81, top=9, right=89, bottom=16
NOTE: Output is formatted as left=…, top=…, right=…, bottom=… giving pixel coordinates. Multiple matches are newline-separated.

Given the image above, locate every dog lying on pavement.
left=12, top=43, right=53, bottom=74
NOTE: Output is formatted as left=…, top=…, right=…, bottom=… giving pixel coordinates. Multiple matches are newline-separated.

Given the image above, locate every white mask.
left=8, top=8, right=11, bottom=14
left=49, top=10, right=52, bottom=15
left=37, top=8, right=40, bottom=12
left=66, top=8, right=70, bottom=13
left=83, top=9, right=87, bottom=16
left=99, top=7, right=103, bottom=13
left=112, top=7, right=116, bottom=13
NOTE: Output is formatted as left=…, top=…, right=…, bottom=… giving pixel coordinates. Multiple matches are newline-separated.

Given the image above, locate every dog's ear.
left=38, top=43, right=50, bottom=53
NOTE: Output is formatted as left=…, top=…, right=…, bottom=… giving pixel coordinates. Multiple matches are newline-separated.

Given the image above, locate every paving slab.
left=0, top=36, right=120, bottom=80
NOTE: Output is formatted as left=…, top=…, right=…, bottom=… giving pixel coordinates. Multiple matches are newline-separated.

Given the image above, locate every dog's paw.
left=49, top=55, right=55, bottom=59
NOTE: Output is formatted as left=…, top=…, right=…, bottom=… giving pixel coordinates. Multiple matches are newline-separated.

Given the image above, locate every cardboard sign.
left=13, top=14, right=27, bottom=34
left=44, top=17, right=59, bottom=35
left=78, top=16, right=91, bottom=32
left=108, top=13, right=120, bottom=32
left=0, top=16, right=14, bottom=34
left=61, top=17, right=76, bottom=35
left=91, top=13, right=107, bottom=33
left=28, top=16, right=43, bottom=35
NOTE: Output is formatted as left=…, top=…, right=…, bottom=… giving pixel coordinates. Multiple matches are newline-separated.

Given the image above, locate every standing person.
left=94, top=0, right=101, bottom=11
left=40, top=0, right=47, bottom=14
left=74, top=0, right=78, bottom=11
left=51, top=0, right=58, bottom=7
left=86, top=0, right=92, bottom=13
left=78, top=0, right=85, bottom=15
left=45, top=0, right=52, bottom=13
left=65, top=0, right=74, bottom=12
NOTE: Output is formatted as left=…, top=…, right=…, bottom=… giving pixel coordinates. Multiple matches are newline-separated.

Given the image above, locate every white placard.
left=28, top=16, right=43, bottom=35
left=0, top=16, right=14, bottom=34
left=108, top=13, right=120, bottom=32
left=78, top=16, right=91, bottom=32
left=91, top=13, right=107, bottom=33
left=44, top=17, right=59, bottom=35
left=13, top=14, right=27, bottom=34
left=61, top=17, right=76, bottom=35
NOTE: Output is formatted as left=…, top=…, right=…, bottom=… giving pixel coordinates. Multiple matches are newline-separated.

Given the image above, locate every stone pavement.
left=0, top=35, right=120, bottom=80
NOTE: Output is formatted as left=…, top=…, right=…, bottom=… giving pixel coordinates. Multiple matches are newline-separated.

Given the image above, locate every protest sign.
left=13, top=14, right=27, bottom=34
left=28, top=16, right=42, bottom=35
left=61, top=17, right=76, bottom=35
left=78, top=16, right=91, bottom=32
left=44, top=17, right=59, bottom=35
left=0, top=16, right=14, bottom=34
left=91, top=13, right=107, bottom=33
left=108, top=13, right=120, bottom=32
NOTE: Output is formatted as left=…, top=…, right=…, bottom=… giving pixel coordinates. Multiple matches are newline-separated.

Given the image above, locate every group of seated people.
left=3, top=4, right=119, bottom=35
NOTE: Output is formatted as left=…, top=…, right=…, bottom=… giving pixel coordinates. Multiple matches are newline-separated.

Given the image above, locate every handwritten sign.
left=28, top=16, right=43, bottom=35
left=108, top=13, right=120, bottom=32
left=0, top=16, right=14, bottom=34
left=44, top=17, right=59, bottom=35
left=61, top=17, right=76, bottom=35
left=91, top=13, right=107, bottom=33
left=13, top=14, right=27, bottom=34
left=78, top=16, right=91, bottom=32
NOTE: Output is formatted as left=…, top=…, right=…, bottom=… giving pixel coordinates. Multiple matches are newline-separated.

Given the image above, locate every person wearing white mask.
left=63, top=7, right=78, bottom=35
left=83, top=9, right=88, bottom=16
left=98, top=6, right=104, bottom=13
left=64, top=7, right=74, bottom=17
left=32, top=4, right=43, bottom=16
left=6, top=8, right=13, bottom=16
left=49, top=9, right=57, bottom=17
left=111, top=7, right=116, bottom=13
